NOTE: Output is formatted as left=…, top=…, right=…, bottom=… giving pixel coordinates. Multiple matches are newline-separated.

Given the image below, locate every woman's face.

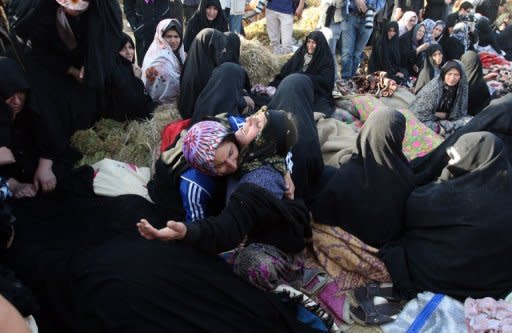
left=163, top=29, right=181, bottom=51
left=237, top=111, right=267, bottom=146
left=119, top=42, right=135, bottom=62
left=5, top=91, right=26, bottom=116
left=206, top=5, right=219, bottom=21
left=416, top=26, right=425, bottom=41
left=387, top=27, right=397, bottom=40
left=407, top=15, right=418, bottom=30
left=432, top=24, right=444, bottom=38
left=213, top=140, right=239, bottom=175
left=432, top=50, right=443, bottom=66
left=498, top=21, right=508, bottom=31
left=306, top=38, right=317, bottom=55
left=444, top=68, right=461, bottom=86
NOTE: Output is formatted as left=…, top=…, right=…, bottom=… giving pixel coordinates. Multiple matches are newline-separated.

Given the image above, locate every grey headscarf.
left=410, top=60, right=469, bottom=124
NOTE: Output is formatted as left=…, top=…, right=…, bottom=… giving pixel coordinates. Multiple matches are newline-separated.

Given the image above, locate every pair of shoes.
left=349, top=282, right=404, bottom=325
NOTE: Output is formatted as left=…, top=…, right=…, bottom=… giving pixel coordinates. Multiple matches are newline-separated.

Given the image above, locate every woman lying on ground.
left=310, top=109, right=415, bottom=248
left=380, top=131, right=512, bottom=301
left=410, top=60, right=471, bottom=137
left=104, top=33, right=154, bottom=121
left=140, top=108, right=311, bottom=292
left=269, top=31, right=335, bottom=116
left=142, top=19, right=186, bottom=105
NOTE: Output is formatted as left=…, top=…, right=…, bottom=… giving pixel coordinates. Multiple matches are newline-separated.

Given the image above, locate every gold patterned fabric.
left=306, top=223, right=391, bottom=291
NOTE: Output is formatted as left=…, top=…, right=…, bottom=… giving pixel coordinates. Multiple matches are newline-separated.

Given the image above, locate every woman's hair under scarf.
left=415, top=43, right=443, bottom=93
left=398, top=11, right=418, bottom=36
left=410, top=60, right=469, bottom=123
left=440, top=131, right=506, bottom=180
left=239, top=108, right=298, bottom=177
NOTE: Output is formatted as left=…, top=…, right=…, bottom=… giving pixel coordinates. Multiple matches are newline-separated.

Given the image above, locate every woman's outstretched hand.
left=137, top=219, right=187, bottom=241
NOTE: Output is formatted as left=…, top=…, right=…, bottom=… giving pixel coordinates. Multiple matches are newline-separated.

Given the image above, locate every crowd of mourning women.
left=1, top=0, right=512, bottom=331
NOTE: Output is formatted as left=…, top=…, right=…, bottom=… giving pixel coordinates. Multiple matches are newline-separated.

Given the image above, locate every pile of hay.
left=240, top=37, right=289, bottom=84
left=71, top=104, right=181, bottom=167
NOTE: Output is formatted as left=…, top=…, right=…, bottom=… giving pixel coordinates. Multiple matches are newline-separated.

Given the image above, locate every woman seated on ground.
left=399, top=23, right=430, bottom=78
left=178, top=28, right=227, bottom=119
left=410, top=60, right=471, bottom=137
left=105, top=33, right=154, bottom=121
left=496, top=25, right=512, bottom=60
left=475, top=16, right=503, bottom=55
left=269, top=31, right=335, bottom=116
left=461, top=51, right=492, bottom=115
left=183, top=0, right=228, bottom=53
left=423, top=19, right=446, bottom=44
left=310, top=109, right=415, bottom=248
left=142, top=19, right=186, bottom=105
left=398, top=11, right=418, bottom=36
left=192, top=62, right=254, bottom=124
left=440, top=22, right=474, bottom=61
left=368, top=22, right=406, bottom=84
left=414, top=43, right=443, bottom=93
left=380, top=132, right=512, bottom=301
left=141, top=109, right=309, bottom=293
left=0, top=57, right=76, bottom=198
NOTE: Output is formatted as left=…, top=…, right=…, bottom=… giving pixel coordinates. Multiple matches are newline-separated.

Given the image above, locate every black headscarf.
left=183, top=0, right=228, bottom=52
left=118, top=33, right=135, bottom=64
left=476, top=16, right=501, bottom=53
left=368, top=21, right=401, bottom=76
left=106, top=33, right=152, bottom=121
left=310, top=109, right=415, bottom=248
left=224, top=31, right=241, bottom=64
left=399, top=23, right=426, bottom=76
left=414, top=43, right=443, bottom=93
left=381, top=132, right=512, bottom=300
left=461, top=51, right=491, bottom=116
left=268, top=73, right=324, bottom=201
left=497, top=25, right=512, bottom=60
left=192, top=62, right=247, bottom=124
left=178, top=28, right=227, bottom=119
left=269, top=31, right=335, bottom=116
left=0, top=56, right=30, bottom=145
left=410, top=94, right=512, bottom=185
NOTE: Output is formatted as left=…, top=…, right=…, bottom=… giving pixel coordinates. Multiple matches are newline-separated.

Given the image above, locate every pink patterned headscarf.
left=183, top=121, right=230, bottom=176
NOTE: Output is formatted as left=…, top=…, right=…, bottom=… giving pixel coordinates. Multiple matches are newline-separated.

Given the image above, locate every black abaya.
left=414, top=43, right=442, bottom=93
left=461, top=51, right=491, bottom=116
left=178, top=28, right=227, bottom=119
left=368, top=22, right=403, bottom=81
left=269, top=31, right=335, bottom=116
left=192, top=62, right=248, bottom=124
left=268, top=73, right=324, bottom=201
left=310, top=109, right=415, bottom=248
left=381, top=132, right=512, bottom=300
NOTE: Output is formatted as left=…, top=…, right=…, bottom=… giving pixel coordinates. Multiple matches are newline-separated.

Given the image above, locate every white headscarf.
left=142, top=19, right=186, bottom=104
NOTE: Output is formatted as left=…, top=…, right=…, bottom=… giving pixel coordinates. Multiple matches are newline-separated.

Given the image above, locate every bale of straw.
left=240, top=38, right=289, bottom=85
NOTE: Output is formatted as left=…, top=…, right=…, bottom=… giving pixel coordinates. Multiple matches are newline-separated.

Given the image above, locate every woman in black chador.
left=182, top=0, right=228, bottom=52
left=269, top=31, right=335, bottom=116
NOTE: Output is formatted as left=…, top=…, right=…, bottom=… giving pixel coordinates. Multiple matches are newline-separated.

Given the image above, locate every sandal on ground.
left=349, top=301, right=402, bottom=325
